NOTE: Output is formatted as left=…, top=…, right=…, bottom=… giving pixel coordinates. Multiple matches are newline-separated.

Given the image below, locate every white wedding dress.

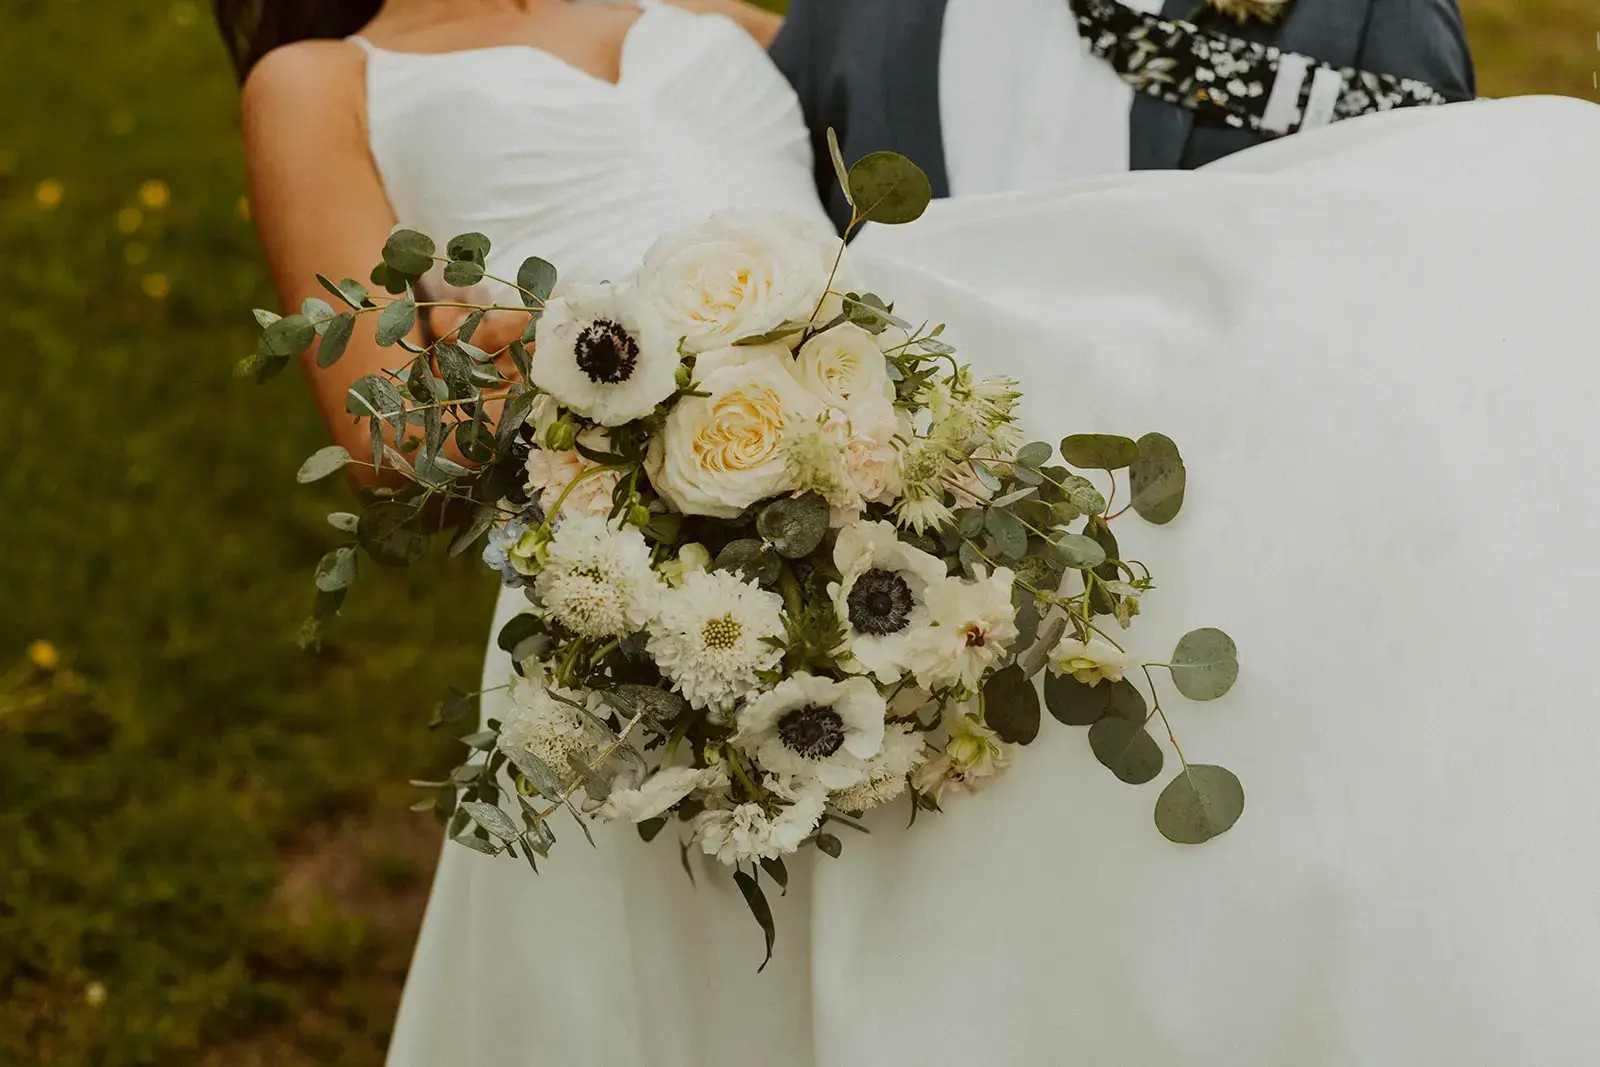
left=364, top=4, right=1600, bottom=1062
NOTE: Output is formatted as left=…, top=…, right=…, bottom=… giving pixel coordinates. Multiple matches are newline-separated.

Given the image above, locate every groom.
left=770, top=0, right=1476, bottom=231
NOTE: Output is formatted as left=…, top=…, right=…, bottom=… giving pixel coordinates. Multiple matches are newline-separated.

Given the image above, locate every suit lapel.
left=1128, top=0, right=1196, bottom=170
left=881, top=0, right=952, bottom=199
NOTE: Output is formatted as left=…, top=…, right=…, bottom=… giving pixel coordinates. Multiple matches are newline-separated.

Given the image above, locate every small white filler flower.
left=533, top=514, right=659, bottom=639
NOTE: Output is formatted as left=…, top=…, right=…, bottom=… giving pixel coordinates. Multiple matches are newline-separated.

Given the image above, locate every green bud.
left=628, top=504, right=652, bottom=528
left=545, top=419, right=577, bottom=451
left=675, top=364, right=693, bottom=390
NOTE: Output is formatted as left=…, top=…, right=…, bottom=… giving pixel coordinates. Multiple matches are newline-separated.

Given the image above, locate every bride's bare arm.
left=663, top=1, right=782, bottom=47
left=241, top=41, right=425, bottom=469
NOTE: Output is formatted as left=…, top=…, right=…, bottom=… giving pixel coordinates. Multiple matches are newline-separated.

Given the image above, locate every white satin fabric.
left=367, top=6, right=830, bottom=1066
left=836, top=95, right=1600, bottom=1066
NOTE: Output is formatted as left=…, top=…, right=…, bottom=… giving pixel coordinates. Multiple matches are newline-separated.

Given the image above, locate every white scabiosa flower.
left=529, top=283, right=679, bottom=426
left=733, top=673, right=887, bottom=790
left=906, top=567, right=1020, bottom=692
left=533, top=514, right=659, bottom=639
left=691, top=787, right=826, bottom=864
left=599, top=764, right=729, bottom=823
left=497, top=679, right=609, bottom=775
left=1048, top=636, right=1139, bottom=686
left=829, top=520, right=946, bottom=683
left=830, top=722, right=930, bottom=814
left=647, top=569, right=786, bottom=710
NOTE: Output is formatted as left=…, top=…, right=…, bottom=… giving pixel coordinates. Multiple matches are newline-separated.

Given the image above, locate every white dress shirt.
left=939, top=0, right=1165, bottom=196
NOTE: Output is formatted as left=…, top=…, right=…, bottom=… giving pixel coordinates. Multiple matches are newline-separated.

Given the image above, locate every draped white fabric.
left=830, top=95, right=1600, bottom=1066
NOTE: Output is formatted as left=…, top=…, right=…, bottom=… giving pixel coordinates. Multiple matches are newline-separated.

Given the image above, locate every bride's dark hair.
left=213, top=0, right=383, bottom=80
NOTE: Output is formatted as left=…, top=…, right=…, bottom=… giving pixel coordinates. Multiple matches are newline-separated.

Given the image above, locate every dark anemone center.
left=846, top=568, right=914, bottom=637
left=776, top=704, right=846, bottom=760
left=573, top=319, right=639, bottom=385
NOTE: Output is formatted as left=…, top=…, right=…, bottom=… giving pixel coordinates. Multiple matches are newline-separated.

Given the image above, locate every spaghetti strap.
left=345, top=35, right=378, bottom=54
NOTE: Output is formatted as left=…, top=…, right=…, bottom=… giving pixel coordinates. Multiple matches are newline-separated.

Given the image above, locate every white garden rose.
left=636, top=211, right=836, bottom=353
left=1048, top=637, right=1139, bottom=686
left=794, top=323, right=893, bottom=412
left=649, top=354, right=822, bottom=518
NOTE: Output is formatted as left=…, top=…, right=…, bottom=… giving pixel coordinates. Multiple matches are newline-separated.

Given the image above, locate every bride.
left=228, top=0, right=1600, bottom=1063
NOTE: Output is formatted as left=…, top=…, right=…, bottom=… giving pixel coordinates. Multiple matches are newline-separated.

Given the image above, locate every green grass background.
left=1, top=1, right=1592, bottom=1063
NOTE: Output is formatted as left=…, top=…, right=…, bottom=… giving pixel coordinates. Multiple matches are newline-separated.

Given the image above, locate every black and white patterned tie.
left=1066, top=0, right=1452, bottom=138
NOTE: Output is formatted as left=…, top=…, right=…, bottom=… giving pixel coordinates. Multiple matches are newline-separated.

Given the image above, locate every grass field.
left=1, top=1, right=1593, bottom=1063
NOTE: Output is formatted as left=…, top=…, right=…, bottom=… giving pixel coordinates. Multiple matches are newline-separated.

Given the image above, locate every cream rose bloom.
left=636, top=211, right=835, bottom=353
left=524, top=429, right=621, bottom=520
left=1048, top=636, right=1139, bottom=686
left=793, top=323, right=894, bottom=412
left=649, top=355, right=823, bottom=518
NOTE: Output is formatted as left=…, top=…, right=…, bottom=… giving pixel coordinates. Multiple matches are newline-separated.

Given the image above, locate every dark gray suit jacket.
left=771, top=0, right=1475, bottom=232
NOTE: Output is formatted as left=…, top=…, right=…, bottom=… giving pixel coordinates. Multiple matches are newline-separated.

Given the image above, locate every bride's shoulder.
left=241, top=39, right=366, bottom=125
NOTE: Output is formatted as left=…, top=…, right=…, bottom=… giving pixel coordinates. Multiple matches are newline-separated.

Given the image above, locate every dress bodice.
left=353, top=2, right=830, bottom=291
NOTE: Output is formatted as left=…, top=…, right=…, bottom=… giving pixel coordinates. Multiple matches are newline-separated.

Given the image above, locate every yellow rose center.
left=692, top=386, right=786, bottom=474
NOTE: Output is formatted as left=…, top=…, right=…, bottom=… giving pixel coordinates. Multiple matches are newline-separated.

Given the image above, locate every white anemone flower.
left=828, top=520, right=947, bottom=683
left=733, top=673, right=886, bottom=790
left=530, top=282, right=679, bottom=426
left=646, top=569, right=786, bottom=710
left=533, top=514, right=659, bottom=638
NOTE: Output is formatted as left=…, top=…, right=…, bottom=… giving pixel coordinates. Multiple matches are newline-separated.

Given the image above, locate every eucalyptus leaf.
left=443, top=259, right=486, bottom=287
left=757, top=493, right=829, bottom=558
left=1060, top=433, right=1140, bottom=471
left=313, top=546, right=358, bottom=593
left=1043, top=671, right=1114, bottom=726
left=253, top=308, right=281, bottom=329
left=984, top=508, right=1028, bottom=560
left=260, top=314, right=315, bottom=358
left=461, top=801, right=520, bottom=842
left=715, top=539, right=780, bottom=586
left=816, top=832, right=843, bottom=858
left=326, top=511, right=360, bottom=533
left=847, top=151, right=933, bottom=225
left=496, top=613, right=545, bottom=654
left=1016, top=441, right=1054, bottom=468
left=826, top=127, right=853, bottom=206
left=448, top=504, right=498, bottom=557
left=1154, top=765, right=1245, bottom=843
left=1169, top=628, right=1239, bottom=701
left=982, top=665, right=1041, bottom=745
left=446, top=232, right=491, bottom=262
left=759, top=855, right=790, bottom=892
left=382, top=228, right=435, bottom=276
left=1087, top=718, right=1164, bottom=785
left=301, top=296, right=336, bottom=328
left=357, top=500, right=431, bottom=566
left=451, top=831, right=501, bottom=856
left=296, top=445, right=351, bottom=484
left=638, top=816, right=668, bottom=843
left=375, top=297, right=416, bottom=346
left=733, top=870, right=777, bottom=973
left=1055, top=532, right=1107, bottom=569
left=1129, top=432, right=1186, bottom=525
left=317, top=274, right=369, bottom=309
left=316, top=311, right=356, bottom=367
left=507, top=746, right=566, bottom=799
left=600, top=686, right=689, bottom=732
left=517, top=256, right=558, bottom=306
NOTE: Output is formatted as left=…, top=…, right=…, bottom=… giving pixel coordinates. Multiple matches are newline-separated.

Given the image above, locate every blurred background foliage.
left=0, top=0, right=1592, bottom=1063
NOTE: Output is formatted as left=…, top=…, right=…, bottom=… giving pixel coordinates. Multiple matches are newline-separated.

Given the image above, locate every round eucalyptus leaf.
left=314, top=546, right=359, bottom=593
left=1055, top=532, right=1107, bottom=569
left=757, top=493, right=829, bottom=558
left=446, top=232, right=491, bottom=262
left=1087, top=718, right=1164, bottom=785
left=1106, top=679, right=1149, bottom=723
left=375, top=297, right=416, bottom=346
left=382, top=228, right=435, bottom=277
left=496, top=612, right=545, bottom=655
left=1060, top=433, right=1139, bottom=471
left=442, top=259, right=486, bottom=287
left=1170, top=627, right=1239, bottom=701
left=327, top=511, right=361, bottom=534
left=1016, top=441, right=1054, bottom=468
left=715, top=539, right=781, bottom=586
left=984, top=508, right=1028, bottom=560
left=357, top=501, right=431, bottom=566
left=1129, top=432, right=1186, bottom=525
left=982, top=665, right=1041, bottom=745
left=301, top=296, right=336, bottom=328
left=296, top=444, right=351, bottom=484
left=316, top=311, right=356, bottom=368
left=1154, top=765, right=1245, bottom=844
left=847, top=151, right=933, bottom=225
left=259, top=314, right=315, bottom=359
left=517, top=256, right=558, bottom=307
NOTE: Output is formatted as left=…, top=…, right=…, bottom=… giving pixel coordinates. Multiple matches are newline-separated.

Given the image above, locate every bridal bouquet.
left=248, top=146, right=1243, bottom=963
